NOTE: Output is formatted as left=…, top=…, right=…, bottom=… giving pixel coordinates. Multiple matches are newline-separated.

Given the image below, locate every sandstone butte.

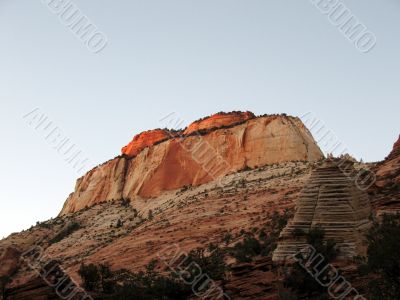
left=273, top=158, right=371, bottom=262
left=60, top=112, right=324, bottom=214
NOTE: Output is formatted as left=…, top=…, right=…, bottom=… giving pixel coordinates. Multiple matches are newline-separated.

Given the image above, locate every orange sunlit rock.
left=183, top=111, right=255, bottom=135
left=121, top=129, right=171, bottom=157
left=60, top=112, right=324, bottom=214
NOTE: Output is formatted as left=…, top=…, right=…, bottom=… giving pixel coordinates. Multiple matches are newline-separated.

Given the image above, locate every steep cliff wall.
left=370, top=135, right=400, bottom=212
left=60, top=113, right=324, bottom=214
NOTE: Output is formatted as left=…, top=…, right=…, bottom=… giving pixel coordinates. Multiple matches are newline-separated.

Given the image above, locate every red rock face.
left=0, top=247, right=20, bottom=278
left=121, top=129, right=171, bottom=157
left=370, top=134, right=400, bottom=212
left=60, top=113, right=324, bottom=214
left=387, top=135, right=400, bottom=160
left=183, top=111, right=255, bottom=135
left=121, top=112, right=255, bottom=158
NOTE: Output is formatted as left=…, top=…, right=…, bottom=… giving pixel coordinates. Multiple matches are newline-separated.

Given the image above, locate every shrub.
left=49, top=221, right=81, bottom=244
left=78, top=263, right=101, bottom=291
left=358, top=213, right=400, bottom=299
left=185, top=244, right=227, bottom=281
left=284, top=227, right=337, bottom=298
left=0, top=276, right=11, bottom=298
left=78, top=261, right=192, bottom=299
left=230, top=210, right=293, bottom=262
left=116, top=219, right=123, bottom=228
left=148, top=210, right=153, bottom=220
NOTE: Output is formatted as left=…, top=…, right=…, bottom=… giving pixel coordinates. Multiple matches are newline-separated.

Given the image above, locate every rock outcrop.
left=273, top=158, right=372, bottom=261
left=60, top=113, right=324, bottom=214
left=0, top=247, right=20, bottom=279
left=369, top=134, right=400, bottom=213
left=183, top=111, right=255, bottom=135
left=121, top=129, right=172, bottom=157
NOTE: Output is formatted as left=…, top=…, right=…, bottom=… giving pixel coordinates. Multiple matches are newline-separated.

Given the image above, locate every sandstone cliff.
left=61, top=113, right=324, bottom=214
left=370, top=134, right=400, bottom=212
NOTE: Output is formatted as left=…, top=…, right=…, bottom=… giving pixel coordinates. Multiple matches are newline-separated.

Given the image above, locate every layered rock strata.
left=61, top=113, right=324, bottom=214
left=273, top=158, right=372, bottom=261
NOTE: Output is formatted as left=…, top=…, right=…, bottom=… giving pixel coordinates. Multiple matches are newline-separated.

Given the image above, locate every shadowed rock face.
left=0, top=247, right=20, bottom=279
left=60, top=113, right=324, bottom=214
left=273, top=158, right=372, bottom=262
left=375, top=135, right=400, bottom=188
left=369, top=134, right=400, bottom=213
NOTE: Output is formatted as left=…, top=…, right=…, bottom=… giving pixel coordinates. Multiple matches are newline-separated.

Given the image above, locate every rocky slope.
left=1, top=160, right=316, bottom=299
left=61, top=112, right=323, bottom=214
left=1, top=111, right=398, bottom=300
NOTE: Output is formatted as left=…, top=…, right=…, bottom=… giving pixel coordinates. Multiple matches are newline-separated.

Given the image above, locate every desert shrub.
left=116, top=219, right=123, bottom=228
left=231, top=235, right=262, bottom=262
left=283, top=227, right=337, bottom=299
left=148, top=210, right=154, bottom=220
left=79, top=262, right=191, bottom=299
left=357, top=213, right=400, bottom=299
left=49, top=221, right=81, bottom=244
left=0, top=276, right=11, bottom=298
left=185, top=244, right=227, bottom=281
left=222, top=232, right=232, bottom=245
left=230, top=210, right=293, bottom=262
left=120, top=198, right=130, bottom=207
left=78, top=263, right=102, bottom=291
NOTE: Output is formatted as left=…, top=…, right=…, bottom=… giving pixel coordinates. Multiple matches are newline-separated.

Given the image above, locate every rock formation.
left=121, top=129, right=171, bottom=157
left=183, top=111, right=255, bottom=135
left=273, top=158, right=372, bottom=261
left=60, top=112, right=324, bottom=214
left=0, top=247, right=20, bottom=279
left=3, top=123, right=399, bottom=300
left=369, top=135, right=400, bottom=213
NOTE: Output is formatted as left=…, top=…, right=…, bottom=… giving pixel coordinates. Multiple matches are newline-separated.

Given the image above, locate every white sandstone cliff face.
left=60, top=115, right=324, bottom=214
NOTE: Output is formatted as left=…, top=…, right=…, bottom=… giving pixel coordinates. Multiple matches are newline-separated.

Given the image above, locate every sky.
left=0, top=0, right=399, bottom=238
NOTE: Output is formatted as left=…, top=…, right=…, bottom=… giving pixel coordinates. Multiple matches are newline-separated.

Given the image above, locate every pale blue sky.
left=0, top=0, right=399, bottom=238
